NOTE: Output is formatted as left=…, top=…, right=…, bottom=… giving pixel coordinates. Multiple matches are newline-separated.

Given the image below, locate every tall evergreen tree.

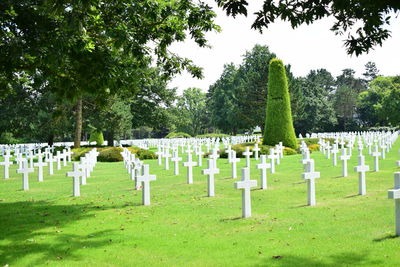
left=263, top=59, right=297, bottom=149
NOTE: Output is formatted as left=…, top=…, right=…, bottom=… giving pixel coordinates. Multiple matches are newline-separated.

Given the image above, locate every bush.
left=263, top=58, right=297, bottom=149
left=196, top=133, right=230, bottom=139
left=298, top=138, right=336, bottom=146
left=89, top=131, right=104, bottom=145
left=127, top=146, right=157, bottom=160
left=97, top=147, right=124, bottom=162
left=71, top=147, right=94, bottom=161
left=0, top=132, right=24, bottom=144
left=165, top=132, right=192, bottom=138
left=283, top=147, right=298, bottom=155
left=308, top=144, right=320, bottom=152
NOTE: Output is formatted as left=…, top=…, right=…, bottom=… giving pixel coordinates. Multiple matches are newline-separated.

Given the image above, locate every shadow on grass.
left=373, top=233, right=399, bottom=242
left=220, top=216, right=242, bottom=222
left=257, top=251, right=382, bottom=266
left=0, top=200, right=117, bottom=265
left=344, top=194, right=359, bottom=198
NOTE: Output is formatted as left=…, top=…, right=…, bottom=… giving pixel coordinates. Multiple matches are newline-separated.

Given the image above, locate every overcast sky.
left=169, top=1, right=400, bottom=95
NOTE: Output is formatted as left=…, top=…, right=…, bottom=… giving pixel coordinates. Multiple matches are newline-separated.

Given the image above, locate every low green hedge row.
left=71, top=146, right=156, bottom=162
left=165, top=132, right=192, bottom=138
left=195, top=133, right=230, bottom=139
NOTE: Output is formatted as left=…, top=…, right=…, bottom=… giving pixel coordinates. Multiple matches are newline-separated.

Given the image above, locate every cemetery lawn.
left=1, top=143, right=400, bottom=266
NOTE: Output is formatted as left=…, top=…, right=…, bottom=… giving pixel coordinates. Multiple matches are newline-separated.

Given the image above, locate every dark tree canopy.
left=216, top=0, right=399, bottom=55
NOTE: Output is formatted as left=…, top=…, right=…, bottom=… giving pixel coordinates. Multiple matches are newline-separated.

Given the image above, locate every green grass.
left=1, top=142, right=400, bottom=266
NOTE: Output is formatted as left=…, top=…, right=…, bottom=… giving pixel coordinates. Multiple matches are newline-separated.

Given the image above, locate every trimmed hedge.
left=71, top=146, right=156, bottom=162
left=263, top=58, right=297, bottom=149
left=165, top=132, right=192, bottom=139
left=196, top=133, right=230, bottom=139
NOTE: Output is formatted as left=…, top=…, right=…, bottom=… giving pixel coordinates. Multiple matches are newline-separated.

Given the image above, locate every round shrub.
left=97, top=147, right=123, bottom=162
left=71, top=147, right=92, bottom=161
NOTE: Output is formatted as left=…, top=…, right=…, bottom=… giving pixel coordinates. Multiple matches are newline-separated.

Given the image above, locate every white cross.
left=268, top=148, right=277, bottom=173
left=0, top=152, right=13, bottom=179
left=326, top=143, right=332, bottom=159
left=225, top=145, right=233, bottom=162
left=243, top=147, right=253, bottom=168
left=388, top=173, right=400, bottom=236
left=155, top=149, right=163, bottom=166
left=252, top=144, right=260, bottom=160
left=339, top=148, right=350, bottom=177
left=67, top=162, right=84, bottom=197
left=331, top=144, right=339, bottom=166
left=164, top=149, right=171, bottom=170
left=136, top=164, right=156, bottom=206
left=371, top=145, right=381, bottom=172
left=15, top=153, right=24, bottom=170
left=257, top=155, right=271, bottom=190
left=17, top=159, right=34, bottom=191
left=34, top=154, right=47, bottom=182
left=234, top=168, right=257, bottom=218
left=301, top=150, right=312, bottom=171
left=196, top=148, right=205, bottom=167
left=66, top=147, right=73, bottom=162
left=229, top=150, right=240, bottom=179
left=78, top=156, right=88, bottom=185
left=381, top=144, right=387, bottom=159
left=132, top=159, right=143, bottom=188
left=354, top=155, right=369, bottom=195
left=47, top=154, right=56, bottom=175
left=202, top=159, right=220, bottom=197
left=302, top=159, right=320, bottom=206
left=208, top=150, right=219, bottom=168
left=62, top=149, right=67, bottom=166
left=171, top=151, right=182, bottom=175
left=27, top=151, right=35, bottom=169
left=56, top=151, right=62, bottom=170
left=183, top=153, right=197, bottom=184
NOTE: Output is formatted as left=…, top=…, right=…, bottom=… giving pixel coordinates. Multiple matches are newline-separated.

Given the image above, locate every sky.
left=169, top=1, right=400, bottom=95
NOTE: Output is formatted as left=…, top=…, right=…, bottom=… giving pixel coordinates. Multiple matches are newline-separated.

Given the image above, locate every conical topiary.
left=89, top=130, right=104, bottom=146
left=263, top=58, right=297, bottom=149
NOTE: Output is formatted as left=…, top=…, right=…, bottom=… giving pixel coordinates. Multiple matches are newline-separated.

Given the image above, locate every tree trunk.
left=47, top=134, right=54, bottom=147
left=107, top=130, right=115, bottom=147
left=74, top=98, right=83, bottom=148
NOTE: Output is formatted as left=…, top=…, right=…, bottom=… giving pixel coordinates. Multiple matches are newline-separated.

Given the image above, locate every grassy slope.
left=0, top=142, right=400, bottom=266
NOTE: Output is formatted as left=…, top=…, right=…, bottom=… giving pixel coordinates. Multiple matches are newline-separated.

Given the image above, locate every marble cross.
left=234, top=168, right=257, bottom=218
left=339, top=148, right=350, bottom=177
left=195, top=148, right=205, bottom=167
left=354, top=155, right=369, bottom=195
left=34, top=154, right=47, bottom=182
left=171, top=151, right=182, bottom=175
left=301, top=150, right=312, bottom=171
left=268, top=148, right=277, bottom=174
left=252, top=144, right=260, bottom=160
left=17, top=159, right=34, bottom=191
left=381, top=144, right=387, bottom=159
left=301, top=159, right=320, bottom=206
left=47, top=153, right=56, bottom=175
left=331, top=144, right=339, bottom=166
left=225, top=145, right=233, bottom=162
left=371, top=145, right=381, bottom=172
left=388, top=173, right=400, bottom=236
left=202, top=159, right=220, bottom=197
left=155, top=149, right=163, bottom=166
left=164, top=149, right=171, bottom=170
left=184, top=153, right=197, bottom=184
left=229, top=150, right=240, bottom=179
left=243, top=147, right=253, bottom=168
left=56, top=151, right=62, bottom=170
left=257, top=155, right=271, bottom=190
left=0, top=152, right=13, bottom=179
left=67, top=162, right=84, bottom=197
left=136, top=164, right=156, bottom=206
